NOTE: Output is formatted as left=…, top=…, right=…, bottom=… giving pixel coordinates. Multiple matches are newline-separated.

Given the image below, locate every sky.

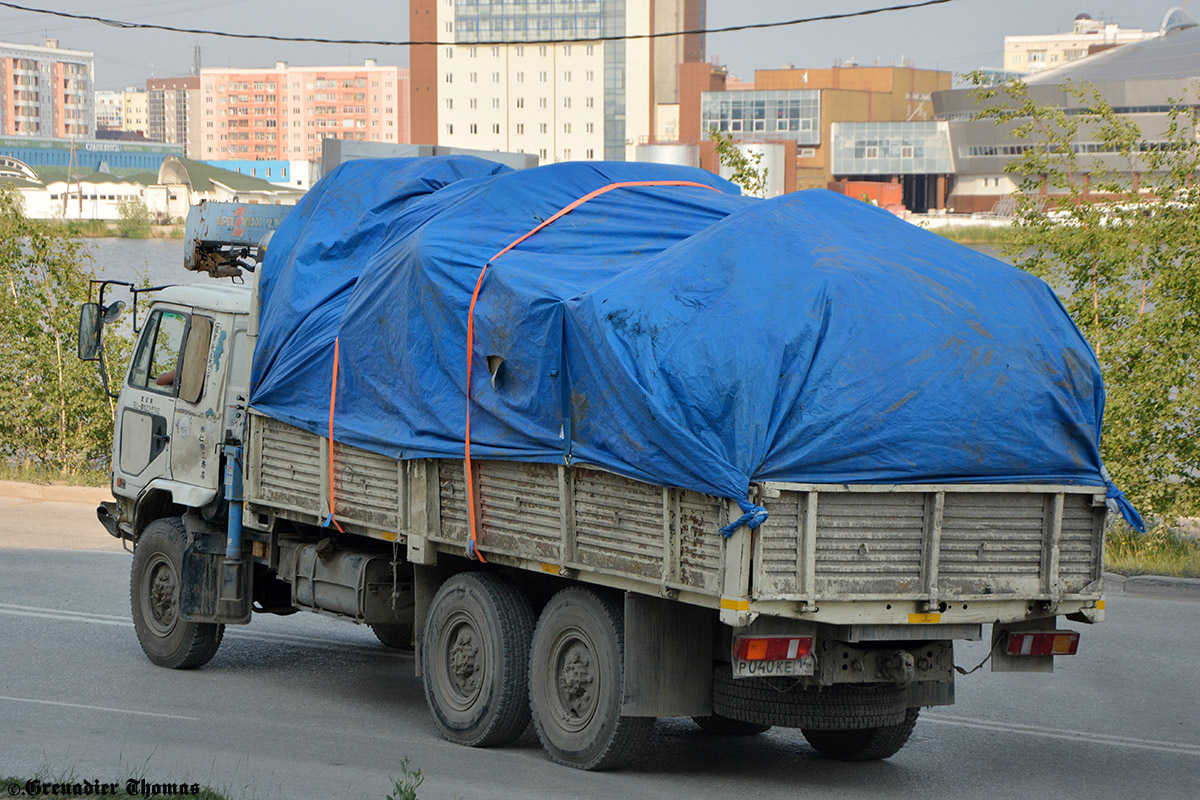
left=0, top=0, right=1182, bottom=90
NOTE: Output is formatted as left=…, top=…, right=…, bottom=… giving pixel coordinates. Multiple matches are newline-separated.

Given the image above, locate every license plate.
left=732, top=655, right=815, bottom=679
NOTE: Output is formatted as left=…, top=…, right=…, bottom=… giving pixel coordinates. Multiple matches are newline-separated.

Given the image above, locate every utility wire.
left=0, top=0, right=957, bottom=47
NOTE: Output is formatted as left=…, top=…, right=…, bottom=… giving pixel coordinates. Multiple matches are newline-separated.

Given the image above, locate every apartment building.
left=0, top=39, right=94, bottom=138
left=410, top=0, right=706, bottom=161
left=147, top=76, right=200, bottom=156
left=122, top=88, right=150, bottom=137
left=95, top=90, right=122, bottom=131
left=199, top=60, right=410, bottom=162
left=1004, top=13, right=1156, bottom=75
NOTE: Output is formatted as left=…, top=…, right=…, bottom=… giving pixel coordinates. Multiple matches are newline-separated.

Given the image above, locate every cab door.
left=113, top=307, right=190, bottom=499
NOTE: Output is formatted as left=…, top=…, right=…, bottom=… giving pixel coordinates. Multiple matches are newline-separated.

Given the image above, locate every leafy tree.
left=709, top=127, right=769, bottom=197
left=967, top=73, right=1200, bottom=518
left=0, top=185, right=129, bottom=476
left=116, top=196, right=152, bottom=238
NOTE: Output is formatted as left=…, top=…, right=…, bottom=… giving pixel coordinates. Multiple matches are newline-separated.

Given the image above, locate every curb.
left=0, top=480, right=110, bottom=505
left=1104, top=571, right=1200, bottom=600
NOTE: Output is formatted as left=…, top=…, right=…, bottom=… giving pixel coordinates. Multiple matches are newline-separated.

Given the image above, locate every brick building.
left=198, top=60, right=409, bottom=162
left=0, top=39, right=94, bottom=138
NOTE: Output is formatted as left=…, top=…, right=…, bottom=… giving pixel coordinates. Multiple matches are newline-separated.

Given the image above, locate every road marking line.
left=0, top=603, right=410, bottom=657
left=0, top=694, right=199, bottom=721
left=923, top=713, right=1200, bottom=756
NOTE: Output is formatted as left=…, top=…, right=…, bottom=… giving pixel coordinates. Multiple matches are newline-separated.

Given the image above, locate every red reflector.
left=1006, top=631, right=1080, bottom=657
left=735, top=636, right=814, bottom=661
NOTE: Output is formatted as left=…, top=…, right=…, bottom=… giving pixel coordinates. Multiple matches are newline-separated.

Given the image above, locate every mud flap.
left=179, top=530, right=251, bottom=624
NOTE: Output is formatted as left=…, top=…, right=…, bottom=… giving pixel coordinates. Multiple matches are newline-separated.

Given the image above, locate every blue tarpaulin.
left=249, top=156, right=1141, bottom=531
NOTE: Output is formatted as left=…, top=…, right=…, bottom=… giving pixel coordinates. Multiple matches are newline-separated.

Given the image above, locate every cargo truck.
left=77, top=158, right=1133, bottom=771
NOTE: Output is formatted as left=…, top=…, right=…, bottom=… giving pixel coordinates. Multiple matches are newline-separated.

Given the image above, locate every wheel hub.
left=552, top=634, right=598, bottom=729
left=449, top=628, right=480, bottom=689
left=142, top=554, right=178, bottom=637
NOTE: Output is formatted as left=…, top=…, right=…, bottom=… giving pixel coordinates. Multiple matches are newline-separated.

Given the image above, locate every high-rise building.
left=0, top=39, right=94, bottom=138
left=409, top=0, right=706, bottom=161
left=147, top=76, right=200, bottom=156
left=1004, top=13, right=1157, bottom=75
left=199, top=60, right=410, bottom=162
left=95, top=90, right=123, bottom=131
left=122, top=88, right=149, bottom=137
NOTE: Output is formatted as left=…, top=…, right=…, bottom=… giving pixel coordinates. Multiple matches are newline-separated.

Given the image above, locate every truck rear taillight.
left=734, top=636, right=814, bottom=661
left=1006, top=631, right=1079, bottom=656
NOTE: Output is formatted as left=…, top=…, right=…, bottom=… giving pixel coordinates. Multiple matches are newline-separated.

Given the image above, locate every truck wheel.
left=421, top=572, right=534, bottom=747
left=802, top=708, right=920, bottom=761
left=529, top=588, right=653, bottom=770
left=712, top=665, right=907, bottom=729
left=370, top=622, right=414, bottom=650
left=130, top=518, right=224, bottom=669
left=692, top=714, right=771, bottom=736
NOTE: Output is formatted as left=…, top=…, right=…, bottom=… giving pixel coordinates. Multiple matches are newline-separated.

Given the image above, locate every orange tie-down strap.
left=463, top=180, right=724, bottom=561
left=324, top=336, right=345, bottom=533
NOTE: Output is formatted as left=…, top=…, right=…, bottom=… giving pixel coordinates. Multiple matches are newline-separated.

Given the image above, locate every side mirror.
left=78, top=302, right=102, bottom=361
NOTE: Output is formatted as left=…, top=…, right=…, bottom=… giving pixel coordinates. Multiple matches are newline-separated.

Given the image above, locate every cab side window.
left=129, top=310, right=188, bottom=395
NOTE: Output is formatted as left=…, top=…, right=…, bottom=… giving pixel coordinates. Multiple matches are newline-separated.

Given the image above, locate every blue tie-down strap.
left=720, top=497, right=770, bottom=538
left=1101, top=465, right=1144, bottom=532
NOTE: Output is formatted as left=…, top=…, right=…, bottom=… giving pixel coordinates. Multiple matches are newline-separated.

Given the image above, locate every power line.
left=0, top=0, right=958, bottom=48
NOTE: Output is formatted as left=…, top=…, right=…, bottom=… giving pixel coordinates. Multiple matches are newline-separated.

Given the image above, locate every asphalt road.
left=2, top=493, right=1198, bottom=800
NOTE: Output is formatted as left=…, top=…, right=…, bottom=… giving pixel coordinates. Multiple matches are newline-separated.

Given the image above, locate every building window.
left=469, top=47, right=477, bottom=58
left=539, top=122, right=547, bottom=134
left=491, top=97, right=500, bottom=109
left=516, top=46, right=524, bottom=56
left=586, top=45, right=594, bottom=56
left=492, top=72, right=500, bottom=83
left=446, top=123, right=454, bottom=134
left=469, top=98, right=478, bottom=109
left=563, top=45, right=572, bottom=56
left=563, top=123, right=571, bottom=134
left=445, top=47, right=454, bottom=58
left=538, top=97, right=547, bottom=109
left=469, top=72, right=477, bottom=83
left=585, top=122, right=594, bottom=133
left=539, top=148, right=547, bottom=159
left=585, top=96, right=594, bottom=108
left=445, top=73, right=453, bottom=83
left=586, top=148, right=594, bottom=159
left=446, top=98, right=453, bottom=109
left=516, top=123, right=524, bottom=134
left=516, top=97, right=524, bottom=108
left=563, top=71, right=571, bottom=82
left=585, top=70, right=594, bottom=81
left=563, top=97, right=571, bottom=108
left=492, top=123, right=500, bottom=134
left=563, top=148, right=571, bottom=159
left=470, top=123, right=478, bottom=134
left=491, top=46, right=500, bottom=57
left=516, top=71, right=524, bottom=82
left=538, top=46, right=547, bottom=57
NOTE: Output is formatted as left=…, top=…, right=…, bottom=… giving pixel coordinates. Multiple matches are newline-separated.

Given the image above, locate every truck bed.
left=243, top=413, right=1106, bottom=627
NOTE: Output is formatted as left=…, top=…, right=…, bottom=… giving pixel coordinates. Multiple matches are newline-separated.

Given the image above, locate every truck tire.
left=712, top=665, right=907, bottom=730
left=529, top=588, right=653, bottom=771
left=130, top=518, right=224, bottom=669
left=692, top=714, right=772, bottom=736
left=802, top=708, right=920, bottom=760
left=421, top=572, right=534, bottom=747
left=370, top=622, right=414, bottom=650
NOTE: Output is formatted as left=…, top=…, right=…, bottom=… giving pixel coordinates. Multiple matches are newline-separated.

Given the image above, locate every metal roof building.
left=934, top=7, right=1200, bottom=213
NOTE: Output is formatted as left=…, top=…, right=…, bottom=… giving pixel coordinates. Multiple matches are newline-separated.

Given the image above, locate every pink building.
left=199, top=60, right=410, bottom=162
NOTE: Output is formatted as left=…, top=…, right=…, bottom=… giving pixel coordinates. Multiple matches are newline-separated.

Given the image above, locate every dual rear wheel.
left=421, top=575, right=649, bottom=770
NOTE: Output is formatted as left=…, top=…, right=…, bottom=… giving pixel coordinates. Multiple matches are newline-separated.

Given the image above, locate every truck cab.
left=106, top=285, right=251, bottom=537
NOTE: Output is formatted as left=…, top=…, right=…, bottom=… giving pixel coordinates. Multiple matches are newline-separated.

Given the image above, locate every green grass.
left=44, top=218, right=113, bottom=237
left=0, top=463, right=110, bottom=487
left=1106, top=525, right=1200, bottom=578
left=928, top=225, right=1012, bottom=245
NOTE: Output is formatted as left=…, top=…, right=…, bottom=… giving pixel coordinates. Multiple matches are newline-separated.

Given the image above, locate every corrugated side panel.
left=939, top=493, right=1043, bottom=595
left=815, top=493, right=925, bottom=595
left=332, top=442, right=400, bottom=533
left=574, top=468, right=664, bottom=580
left=676, top=490, right=724, bottom=593
left=1059, top=493, right=1103, bottom=593
left=755, top=491, right=804, bottom=599
left=255, top=416, right=322, bottom=516
left=437, top=460, right=469, bottom=546
left=477, top=461, right=562, bottom=561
